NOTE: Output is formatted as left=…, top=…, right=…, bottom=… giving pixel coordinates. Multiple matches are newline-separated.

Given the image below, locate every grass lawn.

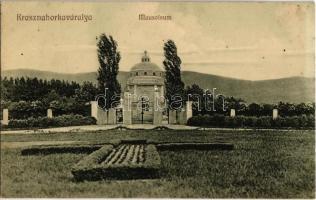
left=1, top=129, right=314, bottom=198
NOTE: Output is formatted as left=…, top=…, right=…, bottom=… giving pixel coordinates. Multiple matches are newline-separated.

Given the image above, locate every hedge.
left=7, top=114, right=96, bottom=129
left=187, top=114, right=315, bottom=129
left=156, top=143, right=234, bottom=151
left=21, top=144, right=103, bottom=155
left=71, top=144, right=161, bottom=181
left=1, top=100, right=90, bottom=120
left=120, top=139, right=147, bottom=144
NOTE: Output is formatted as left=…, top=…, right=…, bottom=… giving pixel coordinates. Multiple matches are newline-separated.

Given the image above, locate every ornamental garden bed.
left=71, top=143, right=161, bottom=181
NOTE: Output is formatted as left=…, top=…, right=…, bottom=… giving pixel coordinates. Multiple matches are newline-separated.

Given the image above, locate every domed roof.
left=131, top=62, right=162, bottom=72
left=130, top=51, right=162, bottom=72
left=127, top=76, right=164, bottom=86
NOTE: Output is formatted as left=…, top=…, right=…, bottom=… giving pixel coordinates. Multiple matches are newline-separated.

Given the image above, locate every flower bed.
left=71, top=144, right=161, bottom=181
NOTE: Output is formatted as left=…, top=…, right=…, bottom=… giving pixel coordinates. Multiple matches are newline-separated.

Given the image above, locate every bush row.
left=6, top=114, right=96, bottom=129
left=1, top=100, right=90, bottom=120
left=21, top=144, right=103, bottom=155
left=187, top=114, right=315, bottom=128
left=156, top=143, right=234, bottom=151
left=71, top=144, right=161, bottom=181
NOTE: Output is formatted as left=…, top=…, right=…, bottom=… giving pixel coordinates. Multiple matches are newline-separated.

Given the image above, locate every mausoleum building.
left=91, top=51, right=192, bottom=125
left=126, top=51, right=165, bottom=124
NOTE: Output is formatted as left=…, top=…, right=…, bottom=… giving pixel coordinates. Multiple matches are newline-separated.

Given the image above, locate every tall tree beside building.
left=97, top=34, right=121, bottom=109
left=163, top=40, right=185, bottom=109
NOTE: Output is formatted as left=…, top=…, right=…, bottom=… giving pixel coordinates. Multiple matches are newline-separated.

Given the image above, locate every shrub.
left=298, top=114, right=308, bottom=127
left=213, top=114, right=225, bottom=126
left=224, top=116, right=238, bottom=128
left=286, top=116, right=300, bottom=128
left=233, top=116, right=244, bottom=127
left=187, top=114, right=204, bottom=126
left=156, top=143, right=234, bottom=151
left=245, top=116, right=258, bottom=127
left=121, top=139, right=147, bottom=144
left=256, top=116, right=272, bottom=128
left=21, top=144, right=103, bottom=155
left=2, top=99, right=91, bottom=120
left=7, top=114, right=96, bottom=129
left=307, top=115, right=315, bottom=128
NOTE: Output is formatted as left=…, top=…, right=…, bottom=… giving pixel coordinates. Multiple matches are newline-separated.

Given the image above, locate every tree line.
left=185, top=84, right=315, bottom=117
left=1, top=77, right=98, bottom=119
left=1, top=77, right=98, bottom=103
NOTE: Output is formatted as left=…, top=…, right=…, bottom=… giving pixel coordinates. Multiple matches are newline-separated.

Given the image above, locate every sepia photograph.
left=0, top=1, right=315, bottom=198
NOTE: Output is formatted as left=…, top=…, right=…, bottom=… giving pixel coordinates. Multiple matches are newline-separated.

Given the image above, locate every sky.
left=1, top=1, right=315, bottom=80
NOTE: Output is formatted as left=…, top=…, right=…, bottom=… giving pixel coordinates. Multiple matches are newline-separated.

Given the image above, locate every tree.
left=163, top=40, right=185, bottom=110
left=224, top=97, right=247, bottom=115
left=247, top=103, right=261, bottom=116
left=1, top=77, right=10, bottom=100
left=277, top=101, right=296, bottom=116
left=97, top=34, right=121, bottom=109
left=43, top=90, right=61, bottom=106
left=261, top=104, right=274, bottom=116
left=74, top=81, right=98, bottom=103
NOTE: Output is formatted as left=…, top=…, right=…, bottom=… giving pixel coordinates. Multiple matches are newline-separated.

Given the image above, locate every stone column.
left=123, top=92, right=132, bottom=125
left=2, top=109, right=9, bottom=125
left=108, top=108, right=117, bottom=124
left=178, top=110, right=187, bottom=125
left=169, top=110, right=177, bottom=124
left=134, top=85, right=137, bottom=96
left=160, top=85, right=164, bottom=97
left=273, top=109, right=278, bottom=120
left=47, top=109, right=53, bottom=118
left=175, top=101, right=193, bottom=125
left=186, top=101, right=193, bottom=121
left=153, top=91, right=162, bottom=125
left=230, top=109, right=236, bottom=118
left=90, top=101, right=98, bottom=120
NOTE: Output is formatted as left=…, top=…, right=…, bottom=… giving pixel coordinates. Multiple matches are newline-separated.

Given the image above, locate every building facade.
left=91, top=51, right=192, bottom=125
left=125, top=51, right=165, bottom=124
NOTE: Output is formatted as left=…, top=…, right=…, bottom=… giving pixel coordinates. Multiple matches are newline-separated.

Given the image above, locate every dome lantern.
left=130, top=50, right=162, bottom=72
left=141, top=50, right=150, bottom=62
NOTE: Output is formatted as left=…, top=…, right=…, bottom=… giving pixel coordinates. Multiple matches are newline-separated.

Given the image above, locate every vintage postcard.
left=0, top=1, right=315, bottom=198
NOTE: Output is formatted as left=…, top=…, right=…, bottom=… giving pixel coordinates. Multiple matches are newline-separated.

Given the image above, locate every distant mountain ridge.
left=2, top=68, right=314, bottom=104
